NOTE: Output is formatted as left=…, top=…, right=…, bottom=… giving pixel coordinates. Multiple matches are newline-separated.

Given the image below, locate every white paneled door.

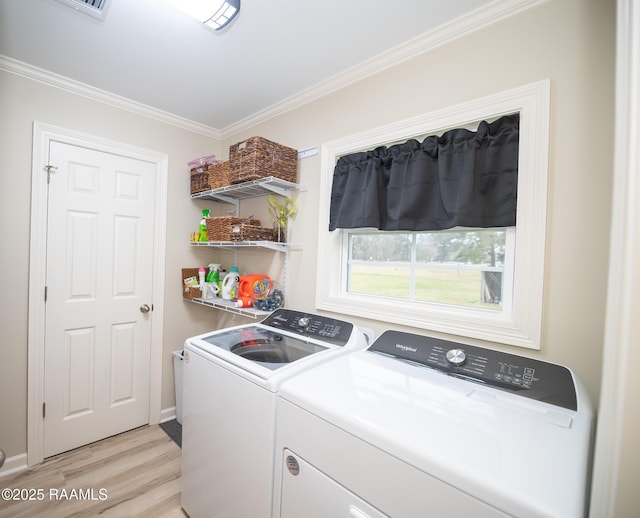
left=43, top=141, right=156, bottom=458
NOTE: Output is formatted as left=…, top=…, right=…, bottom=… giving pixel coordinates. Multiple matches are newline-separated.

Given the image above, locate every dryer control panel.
left=262, top=309, right=354, bottom=346
left=369, top=330, right=578, bottom=410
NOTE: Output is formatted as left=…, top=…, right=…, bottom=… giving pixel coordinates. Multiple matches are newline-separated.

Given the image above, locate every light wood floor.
left=0, top=425, right=186, bottom=518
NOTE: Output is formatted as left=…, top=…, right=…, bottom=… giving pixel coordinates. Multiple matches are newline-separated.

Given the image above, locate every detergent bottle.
left=221, top=266, right=240, bottom=301
left=198, top=209, right=210, bottom=242
left=236, top=274, right=270, bottom=308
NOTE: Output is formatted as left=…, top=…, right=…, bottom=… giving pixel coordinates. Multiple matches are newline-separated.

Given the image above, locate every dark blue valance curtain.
left=329, top=114, right=520, bottom=232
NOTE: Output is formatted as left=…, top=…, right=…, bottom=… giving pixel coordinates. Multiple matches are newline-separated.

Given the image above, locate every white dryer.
left=181, top=309, right=370, bottom=518
left=274, top=330, right=594, bottom=518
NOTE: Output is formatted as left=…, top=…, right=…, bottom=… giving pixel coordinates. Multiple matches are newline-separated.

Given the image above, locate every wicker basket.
left=205, top=216, right=261, bottom=241
left=182, top=268, right=202, bottom=299
left=229, top=136, right=298, bottom=184
left=190, top=161, right=229, bottom=194
left=190, top=172, right=210, bottom=194
left=230, top=225, right=276, bottom=242
left=207, top=161, right=230, bottom=190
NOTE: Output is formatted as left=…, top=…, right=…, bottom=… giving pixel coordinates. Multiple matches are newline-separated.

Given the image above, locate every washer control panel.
left=369, top=330, right=578, bottom=410
left=261, top=309, right=354, bottom=346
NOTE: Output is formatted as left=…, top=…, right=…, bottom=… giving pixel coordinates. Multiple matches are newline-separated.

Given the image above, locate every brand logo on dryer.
left=395, top=343, right=417, bottom=353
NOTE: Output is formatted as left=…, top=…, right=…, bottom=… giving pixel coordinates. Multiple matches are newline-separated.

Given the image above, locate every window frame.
left=315, top=80, right=550, bottom=349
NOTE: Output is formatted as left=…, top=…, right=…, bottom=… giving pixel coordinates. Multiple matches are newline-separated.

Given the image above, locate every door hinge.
left=42, top=402, right=46, bottom=419
left=44, top=165, right=58, bottom=184
left=44, top=286, right=47, bottom=302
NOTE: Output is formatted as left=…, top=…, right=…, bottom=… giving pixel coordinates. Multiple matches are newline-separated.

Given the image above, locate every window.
left=346, top=228, right=514, bottom=310
left=316, top=80, right=550, bottom=349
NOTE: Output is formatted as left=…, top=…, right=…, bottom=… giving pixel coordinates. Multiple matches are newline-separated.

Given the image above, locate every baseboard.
left=0, top=452, right=28, bottom=478
left=160, top=406, right=177, bottom=424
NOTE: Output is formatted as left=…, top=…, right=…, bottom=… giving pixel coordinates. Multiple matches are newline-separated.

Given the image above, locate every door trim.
left=27, top=122, right=168, bottom=466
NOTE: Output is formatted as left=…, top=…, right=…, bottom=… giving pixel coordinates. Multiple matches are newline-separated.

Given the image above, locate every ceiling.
left=0, top=0, right=496, bottom=132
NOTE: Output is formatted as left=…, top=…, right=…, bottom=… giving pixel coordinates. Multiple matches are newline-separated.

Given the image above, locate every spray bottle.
left=198, top=209, right=210, bottom=242
left=205, top=264, right=221, bottom=297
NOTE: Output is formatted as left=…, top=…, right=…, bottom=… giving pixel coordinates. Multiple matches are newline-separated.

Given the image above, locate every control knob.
left=298, top=316, right=310, bottom=328
left=446, top=348, right=467, bottom=367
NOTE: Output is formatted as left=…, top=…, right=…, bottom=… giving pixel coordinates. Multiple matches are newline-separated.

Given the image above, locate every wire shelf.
left=190, top=240, right=300, bottom=252
left=191, top=176, right=303, bottom=203
left=184, top=296, right=272, bottom=319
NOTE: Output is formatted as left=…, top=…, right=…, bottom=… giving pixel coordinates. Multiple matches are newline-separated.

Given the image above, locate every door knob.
left=140, top=304, right=151, bottom=313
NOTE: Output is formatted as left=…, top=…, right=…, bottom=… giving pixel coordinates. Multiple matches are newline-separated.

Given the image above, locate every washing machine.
left=180, top=308, right=371, bottom=518
left=273, top=330, right=594, bottom=518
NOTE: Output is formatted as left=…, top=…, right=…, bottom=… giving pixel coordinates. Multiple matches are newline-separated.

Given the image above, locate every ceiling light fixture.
left=166, top=0, right=240, bottom=31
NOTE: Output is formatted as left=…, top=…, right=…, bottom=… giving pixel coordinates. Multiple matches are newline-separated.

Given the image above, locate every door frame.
left=27, top=122, right=168, bottom=466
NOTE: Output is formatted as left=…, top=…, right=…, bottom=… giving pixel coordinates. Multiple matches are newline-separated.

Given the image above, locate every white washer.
left=181, top=309, right=370, bottom=518
left=274, top=330, right=594, bottom=518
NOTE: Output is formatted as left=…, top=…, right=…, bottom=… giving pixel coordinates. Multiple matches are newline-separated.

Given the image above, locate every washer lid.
left=185, top=309, right=368, bottom=382
left=200, top=327, right=328, bottom=371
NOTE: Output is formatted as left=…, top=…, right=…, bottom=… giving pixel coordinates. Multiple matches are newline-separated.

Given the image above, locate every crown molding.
left=221, top=0, right=548, bottom=138
left=0, top=0, right=546, bottom=141
left=0, top=55, right=222, bottom=139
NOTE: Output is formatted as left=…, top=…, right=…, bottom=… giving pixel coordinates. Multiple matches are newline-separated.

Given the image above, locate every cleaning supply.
left=198, top=209, right=210, bottom=242
left=198, top=266, right=206, bottom=289
left=221, top=266, right=240, bottom=301
left=206, top=264, right=221, bottom=289
left=203, top=263, right=221, bottom=298
left=238, top=274, right=270, bottom=301
left=252, top=279, right=285, bottom=311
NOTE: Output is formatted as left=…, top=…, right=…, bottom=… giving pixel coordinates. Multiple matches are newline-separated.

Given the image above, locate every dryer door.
left=280, top=449, right=388, bottom=518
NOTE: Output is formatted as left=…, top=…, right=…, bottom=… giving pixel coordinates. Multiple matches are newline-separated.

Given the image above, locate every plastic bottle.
left=238, top=274, right=267, bottom=300
left=206, top=263, right=221, bottom=286
left=204, top=264, right=221, bottom=298
left=198, top=209, right=210, bottom=242
left=198, top=266, right=206, bottom=289
left=221, top=266, right=240, bottom=301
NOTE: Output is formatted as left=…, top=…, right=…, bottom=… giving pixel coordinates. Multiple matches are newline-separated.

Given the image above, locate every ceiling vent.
left=54, top=0, right=111, bottom=21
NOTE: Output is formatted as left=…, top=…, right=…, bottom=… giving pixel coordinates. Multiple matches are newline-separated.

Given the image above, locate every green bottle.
left=198, top=209, right=209, bottom=242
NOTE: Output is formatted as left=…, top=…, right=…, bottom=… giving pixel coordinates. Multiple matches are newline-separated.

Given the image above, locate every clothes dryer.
left=274, top=330, right=594, bottom=518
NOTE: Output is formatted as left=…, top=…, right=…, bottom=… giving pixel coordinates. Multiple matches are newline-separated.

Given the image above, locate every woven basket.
left=182, top=268, right=202, bottom=299
left=229, top=136, right=298, bottom=184
left=230, top=225, right=276, bottom=242
left=207, top=161, right=230, bottom=190
left=205, top=216, right=261, bottom=241
left=190, top=172, right=210, bottom=194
